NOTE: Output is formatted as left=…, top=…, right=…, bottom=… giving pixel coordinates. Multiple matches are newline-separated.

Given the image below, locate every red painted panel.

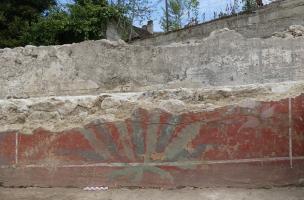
left=18, top=98, right=292, bottom=165
left=4, top=96, right=302, bottom=188
left=18, top=128, right=103, bottom=165
left=190, top=100, right=289, bottom=160
left=292, top=95, right=304, bottom=156
left=0, top=131, right=16, bottom=166
left=1, top=160, right=303, bottom=188
left=18, top=129, right=56, bottom=165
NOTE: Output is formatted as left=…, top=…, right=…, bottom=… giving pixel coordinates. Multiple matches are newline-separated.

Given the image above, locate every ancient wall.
left=132, top=0, right=304, bottom=46
left=1, top=28, right=304, bottom=98
left=0, top=82, right=304, bottom=188
left=0, top=19, right=304, bottom=188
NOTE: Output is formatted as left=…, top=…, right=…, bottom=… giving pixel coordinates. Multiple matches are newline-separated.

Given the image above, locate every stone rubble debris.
left=0, top=81, right=303, bottom=135
left=272, top=25, right=304, bottom=38
left=0, top=26, right=304, bottom=135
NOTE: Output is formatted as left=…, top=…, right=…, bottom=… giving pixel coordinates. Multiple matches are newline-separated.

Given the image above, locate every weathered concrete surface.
left=1, top=27, right=304, bottom=98
left=132, top=0, right=304, bottom=46
left=0, top=82, right=303, bottom=188
left=1, top=188, right=304, bottom=200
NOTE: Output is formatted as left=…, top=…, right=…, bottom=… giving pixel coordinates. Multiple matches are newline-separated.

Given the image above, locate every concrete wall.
left=0, top=29, right=304, bottom=98
left=132, top=0, right=304, bottom=46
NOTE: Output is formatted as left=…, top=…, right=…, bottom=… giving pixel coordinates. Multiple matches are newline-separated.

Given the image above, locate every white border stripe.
left=2, top=156, right=304, bottom=169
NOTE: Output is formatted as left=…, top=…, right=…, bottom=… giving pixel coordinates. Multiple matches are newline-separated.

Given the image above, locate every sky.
left=58, top=0, right=271, bottom=32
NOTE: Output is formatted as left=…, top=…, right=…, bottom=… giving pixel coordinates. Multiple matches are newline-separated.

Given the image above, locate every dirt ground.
left=0, top=187, right=303, bottom=200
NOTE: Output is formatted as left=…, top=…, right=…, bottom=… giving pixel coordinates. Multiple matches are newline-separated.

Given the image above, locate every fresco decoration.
left=0, top=95, right=303, bottom=187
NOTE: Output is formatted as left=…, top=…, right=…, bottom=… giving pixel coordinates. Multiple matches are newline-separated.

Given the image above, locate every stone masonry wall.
left=0, top=10, right=304, bottom=188
left=0, top=29, right=304, bottom=98
left=132, top=0, right=304, bottom=46
left=0, top=83, right=304, bottom=188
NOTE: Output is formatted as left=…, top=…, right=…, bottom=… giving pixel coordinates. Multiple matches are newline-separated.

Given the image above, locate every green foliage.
left=0, top=0, right=126, bottom=48
left=123, top=0, right=152, bottom=23
left=185, top=0, right=199, bottom=23
left=0, top=0, right=56, bottom=48
left=107, top=0, right=153, bottom=40
left=161, top=0, right=200, bottom=32
left=23, top=7, right=70, bottom=46
left=242, top=0, right=258, bottom=11
left=74, top=0, right=108, bottom=6
left=68, top=2, right=123, bottom=41
left=161, top=0, right=184, bottom=31
left=169, top=0, right=184, bottom=30
left=111, top=0, right=153, bottom=39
